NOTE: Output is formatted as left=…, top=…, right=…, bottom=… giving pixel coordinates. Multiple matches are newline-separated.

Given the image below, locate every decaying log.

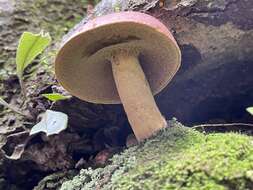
left=63, top=0, right=253, bottom=124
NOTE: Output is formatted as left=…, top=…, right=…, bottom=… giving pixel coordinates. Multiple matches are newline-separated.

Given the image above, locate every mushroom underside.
left=55, top=22, right=180, bottom=104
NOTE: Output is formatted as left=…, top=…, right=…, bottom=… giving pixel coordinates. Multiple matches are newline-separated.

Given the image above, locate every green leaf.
left=30, top=110, right=68, bottom=136
left=246, top=107, right=253, bottom=116
left=16, top=31, right=51, bottom=78
left=42, top=93, right=71, bottom=102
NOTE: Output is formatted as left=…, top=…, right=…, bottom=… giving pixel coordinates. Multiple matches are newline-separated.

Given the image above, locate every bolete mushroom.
left=55, top=12, right=181, bottom=141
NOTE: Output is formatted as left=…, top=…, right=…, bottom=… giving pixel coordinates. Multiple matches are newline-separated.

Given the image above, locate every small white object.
left=30, top=110, right=68, bottom=136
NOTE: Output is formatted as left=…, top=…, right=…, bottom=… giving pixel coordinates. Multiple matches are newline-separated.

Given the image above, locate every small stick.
left=193, top=123, right=253, bottom=129
left=0, top=98, right=31, bottom=118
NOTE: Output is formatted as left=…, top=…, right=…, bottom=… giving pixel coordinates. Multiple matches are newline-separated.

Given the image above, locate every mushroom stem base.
left=111, top=53, right=167, bottom=141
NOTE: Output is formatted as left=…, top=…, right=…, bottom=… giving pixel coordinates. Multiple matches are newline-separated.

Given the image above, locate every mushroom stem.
left=111, top=52, right=167, bottom=141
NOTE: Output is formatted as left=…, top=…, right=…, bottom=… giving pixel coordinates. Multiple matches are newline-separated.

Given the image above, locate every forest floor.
left=1, top=0, right=253, bottom=190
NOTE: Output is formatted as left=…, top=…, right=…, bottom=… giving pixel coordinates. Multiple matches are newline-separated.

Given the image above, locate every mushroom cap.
left=55, top=11, right=181, bottom=104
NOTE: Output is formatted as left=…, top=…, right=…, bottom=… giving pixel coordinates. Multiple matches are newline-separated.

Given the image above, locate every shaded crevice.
left=158, top=59, right=253, bottom=125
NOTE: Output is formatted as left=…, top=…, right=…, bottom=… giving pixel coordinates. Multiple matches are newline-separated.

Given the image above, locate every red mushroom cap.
left=55, top=11, right=181, bottom=104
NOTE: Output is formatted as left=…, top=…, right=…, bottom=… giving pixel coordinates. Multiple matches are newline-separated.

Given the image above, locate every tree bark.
left=65, top=0, right=253, bottom=125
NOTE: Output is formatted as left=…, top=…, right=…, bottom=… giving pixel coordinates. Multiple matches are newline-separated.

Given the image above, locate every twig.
left=193, top=123, right=253, bottom=129
left=0, top=98, right=29, bottom=118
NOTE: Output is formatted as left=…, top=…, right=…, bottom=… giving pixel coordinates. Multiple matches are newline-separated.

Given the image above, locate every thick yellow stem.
left=111, top=53, right=167, bottom=141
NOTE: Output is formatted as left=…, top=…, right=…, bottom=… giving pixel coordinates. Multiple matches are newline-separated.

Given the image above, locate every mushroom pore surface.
left=55, top=12, right=181, bottom=104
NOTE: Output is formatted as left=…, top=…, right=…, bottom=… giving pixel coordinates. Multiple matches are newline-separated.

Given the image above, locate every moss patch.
left=61, top=121, right=253, bottom=190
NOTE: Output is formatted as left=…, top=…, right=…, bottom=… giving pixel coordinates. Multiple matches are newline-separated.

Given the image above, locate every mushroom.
left=55, top=12, right=181, bottom=141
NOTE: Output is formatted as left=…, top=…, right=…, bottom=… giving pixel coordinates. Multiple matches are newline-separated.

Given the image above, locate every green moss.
left=33, top=171, right=77, bottom=190
left=61, top=121, right=253, bottom=190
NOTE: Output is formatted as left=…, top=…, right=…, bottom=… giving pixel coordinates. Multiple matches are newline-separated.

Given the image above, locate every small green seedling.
left=246, top=107, right=253, bottom=116
left=0, top=31, right=52, bottom=117
left=1, top=31, right=68, bottom=136
left=42, top=93, right=71, bottom=102
left=16, top=31, right=51, bottom=97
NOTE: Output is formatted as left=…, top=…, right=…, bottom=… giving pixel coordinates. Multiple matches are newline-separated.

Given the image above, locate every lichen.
left=61, top=121, right=253, bottom=190
left=33, top=171, right=77, bottom=190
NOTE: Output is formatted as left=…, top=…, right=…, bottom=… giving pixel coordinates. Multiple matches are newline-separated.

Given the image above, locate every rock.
left=61, top=121, right=253, bottom=190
